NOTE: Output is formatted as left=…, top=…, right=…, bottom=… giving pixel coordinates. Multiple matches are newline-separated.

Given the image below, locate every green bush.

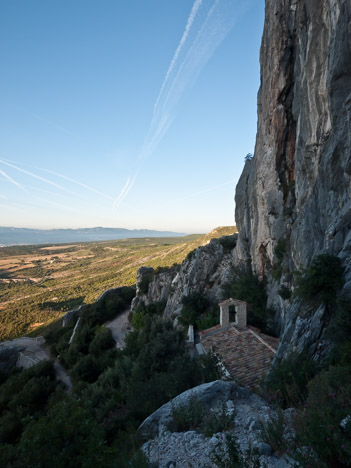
left=212, top=433, right=244, bottom=467
left=131, top=301, right=165, bottom=329
left=295, top=254, right=345, bottom=306
left=293, top=366, right=351, bottom=467
left=196, top=313, right=219, bottom=330
left=219, top=236, right=237, bottom=252
left=278, top=285, right=291, bottom=300
left=274, top=239, right=286, bottom=261
left=171, top=396, right=205, bottom=432
left=271, top=239, right=287, bottom=281
left=0, top=412, right=22, bottom=444
left=263, top=352, right=318, bottom=408
left=261, top=409, right=286, bottom=453
left=179, top=292, right=210, bottom=327
left=89, top=327, right=115, bottom=355
left=139, top=273, right=153, bottom=294
left=171, top=397, right=234, bottom=437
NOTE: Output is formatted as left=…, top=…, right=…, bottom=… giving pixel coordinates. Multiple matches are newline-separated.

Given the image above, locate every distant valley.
left=0, top=226, right=187, bottom=247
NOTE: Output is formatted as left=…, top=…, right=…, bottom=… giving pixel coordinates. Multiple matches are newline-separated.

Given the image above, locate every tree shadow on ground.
left=40, top=297, right=85, bottom=312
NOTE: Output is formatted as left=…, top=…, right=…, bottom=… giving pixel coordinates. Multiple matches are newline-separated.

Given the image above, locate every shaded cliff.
left=235, top=0, right=351, bottom=359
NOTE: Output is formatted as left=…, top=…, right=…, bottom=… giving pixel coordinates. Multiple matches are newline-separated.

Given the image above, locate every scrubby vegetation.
left=218, top=235, right=237, bottom=253
left=0, top=290, right=221, bottom=466
left=294, top=253, right=345, bottom=306
left=271, top=238, right=287, bottom=281
left=178, top=292, right=220, bottom=330
left=171, top=397, right=234, bottom=437
left=260, top=253, right=351, bottom=467
left=262, top=352, right=319, bottom=408
left=131, top=301, right=166, bottom=329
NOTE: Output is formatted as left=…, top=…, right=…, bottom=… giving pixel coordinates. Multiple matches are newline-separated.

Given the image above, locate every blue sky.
left=0, top=0, right=264, bottom=234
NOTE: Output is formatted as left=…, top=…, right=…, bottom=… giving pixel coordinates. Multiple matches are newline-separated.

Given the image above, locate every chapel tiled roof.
left=200, top=324, right=279, bottom=388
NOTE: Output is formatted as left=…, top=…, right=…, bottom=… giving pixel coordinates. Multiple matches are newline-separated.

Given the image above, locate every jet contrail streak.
left=24, top=109, right=76, bottom=137
left=113, top=176, right=134, bottom=209
left=153, top=0, right=203, bottom=114
left=0, top=159, right=87, bottom=201
left=0, top=169, right=26, bottom=191
left=39, top=167, right=114, bottom=200
left=114, top=0, right=251, bottom=209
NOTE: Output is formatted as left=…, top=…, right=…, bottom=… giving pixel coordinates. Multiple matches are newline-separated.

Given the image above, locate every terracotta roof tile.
left=200, top=324, right=279, bottom=388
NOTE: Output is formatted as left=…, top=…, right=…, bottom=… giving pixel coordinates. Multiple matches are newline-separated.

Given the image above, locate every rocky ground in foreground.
left=139, top=381, right=296, bottom=467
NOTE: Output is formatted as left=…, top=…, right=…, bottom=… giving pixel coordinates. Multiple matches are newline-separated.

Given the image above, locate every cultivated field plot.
left=0, top=228, right=236, bottom=341
left=0, top=227, right=236, bottom=341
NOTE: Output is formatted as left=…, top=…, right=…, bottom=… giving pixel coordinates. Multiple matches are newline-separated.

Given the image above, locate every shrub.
left=170, top=397, right=234, bottom=437
left=139, top=273, right=153, bottom=294
left=274, top=239, right=286, bottom=261
left=131, top=301, right=165, bottom=329
left=71, top=355, right=102, bottom=383
left=196, top=313, right=219, bottom=330
left=89, top=327, right=115, bottom=355
left=0, top=412, right=22, bottom=444
left=295, top=254, right=345, bottom=306
left=263, top=352, right=318, bottom=408
left=293, top=366, right=351, bottom=467
left=212, top=433, right=243, bottom=467
left=118, top=285, right=136, bottom=303
left=278, top=285, right=291, bottom=300
left=219, top=236, right=237, bottom=253
left=171, top=396, right=204, bottom=432
left=271, top=239, right=287, bottom=282
left=261, top=409, right=287, bottom=453
left=179, top=292, right=210, bottom=327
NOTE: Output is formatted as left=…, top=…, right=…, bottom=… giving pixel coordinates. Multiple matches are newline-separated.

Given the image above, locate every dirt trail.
left=54, top=358, right=72, bottom=390
left=105, top=309, right=132, bottom=349
left=0, top=336, right=72, bottom=390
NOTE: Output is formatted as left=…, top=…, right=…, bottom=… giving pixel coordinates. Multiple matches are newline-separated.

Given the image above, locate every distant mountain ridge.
left=0, top=226, right=187, bottom=246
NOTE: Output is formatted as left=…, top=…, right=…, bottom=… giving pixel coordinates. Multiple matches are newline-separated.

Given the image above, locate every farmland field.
left=0, top=227, right=236, bottom=341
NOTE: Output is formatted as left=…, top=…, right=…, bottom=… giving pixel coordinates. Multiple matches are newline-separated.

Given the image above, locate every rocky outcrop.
left=131, top=236, right=237, bottom=319
left=234, top=0, right=351, bottom=359
left=139, top=380, right=295, bottom=467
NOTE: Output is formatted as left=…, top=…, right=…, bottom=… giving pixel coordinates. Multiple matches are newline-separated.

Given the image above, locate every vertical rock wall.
left=235, top=0, right=351, bottom=357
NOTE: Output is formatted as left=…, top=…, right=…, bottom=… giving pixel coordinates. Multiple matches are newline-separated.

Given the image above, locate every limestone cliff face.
left=131, top=237, right=237, bottom=318
left=235, top=0, right=351, bottom=358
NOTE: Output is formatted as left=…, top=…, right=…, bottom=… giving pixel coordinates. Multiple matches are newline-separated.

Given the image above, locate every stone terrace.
left=200, top=324, right=279, bottom=388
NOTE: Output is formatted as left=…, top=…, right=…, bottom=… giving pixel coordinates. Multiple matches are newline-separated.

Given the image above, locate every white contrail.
left=113, top=176, right=136, bottom=209
left=0, top=159, right=87, bottom=201
left=0, top=169, right=26, bottom=191
left=114, top=0, right=251, bottom=208
left=39, top=167, right=114, bottom=200
left=153, top=0, right=203, bottom=114
left=23, top=108, right=76, bottom=137
left=139, top=0, right=250, bottom=165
